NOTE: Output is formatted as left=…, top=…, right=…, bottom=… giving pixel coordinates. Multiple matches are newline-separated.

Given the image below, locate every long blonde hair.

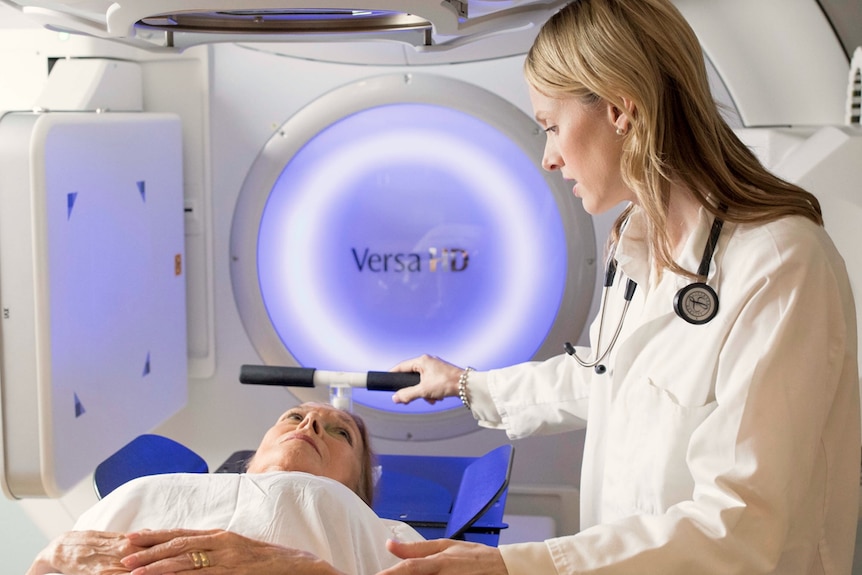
left=524, top=0, right=822, bottom=278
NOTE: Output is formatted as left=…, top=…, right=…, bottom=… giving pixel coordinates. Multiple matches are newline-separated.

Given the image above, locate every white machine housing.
left=0, top=111, right=188, bottom=498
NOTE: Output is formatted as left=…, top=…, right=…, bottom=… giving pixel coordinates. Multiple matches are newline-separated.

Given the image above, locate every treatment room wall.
left=154, top=43, right=605, bottom=505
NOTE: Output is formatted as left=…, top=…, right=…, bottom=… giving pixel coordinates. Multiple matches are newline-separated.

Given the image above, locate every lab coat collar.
left=614, top=207, right=650, bottom=286
left=614, top=205, right=722, bottom=292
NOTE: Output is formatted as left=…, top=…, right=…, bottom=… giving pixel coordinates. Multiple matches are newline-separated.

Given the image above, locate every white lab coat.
left=468, top=207, right=860, bottom=574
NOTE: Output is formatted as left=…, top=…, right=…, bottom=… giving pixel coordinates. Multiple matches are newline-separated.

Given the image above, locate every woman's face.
left=247, top=403, right=364, bottom=494
left=529, top=85, right=635, bottom=214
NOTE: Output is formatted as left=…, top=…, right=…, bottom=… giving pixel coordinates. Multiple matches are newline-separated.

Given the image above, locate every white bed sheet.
left=60, top=471, right=423, bottom=575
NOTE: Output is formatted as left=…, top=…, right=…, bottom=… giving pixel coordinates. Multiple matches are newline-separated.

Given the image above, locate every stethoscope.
left=565, top=216, right=725, bottom=374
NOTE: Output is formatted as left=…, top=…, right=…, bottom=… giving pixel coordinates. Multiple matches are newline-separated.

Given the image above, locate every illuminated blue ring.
left=230, top=73, right=596, bottom=440
left=258, top=112, right=566, bottom=380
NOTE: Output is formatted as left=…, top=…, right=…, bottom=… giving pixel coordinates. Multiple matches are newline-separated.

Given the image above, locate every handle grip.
left=365, top=371, right=421, bottom=391
left=239, top=365, right=316, bottom=387
left=239, top=364, right=420, bottom=391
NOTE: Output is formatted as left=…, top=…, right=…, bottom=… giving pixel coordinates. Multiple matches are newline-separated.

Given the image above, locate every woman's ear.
left=607, top=97, right=636, bottom=135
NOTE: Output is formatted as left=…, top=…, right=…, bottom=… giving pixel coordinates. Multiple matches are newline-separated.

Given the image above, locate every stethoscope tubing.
left=566, top=278, right=636, bottom=370
left=566, top=213, right=724, bottom=373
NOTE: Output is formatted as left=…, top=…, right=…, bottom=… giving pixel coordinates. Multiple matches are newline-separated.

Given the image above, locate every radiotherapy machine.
left=1, top=0, right=862, bottom=559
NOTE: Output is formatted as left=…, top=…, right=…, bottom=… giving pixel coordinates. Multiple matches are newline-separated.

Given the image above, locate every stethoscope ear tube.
left=564, top=277, right=636, bottom=371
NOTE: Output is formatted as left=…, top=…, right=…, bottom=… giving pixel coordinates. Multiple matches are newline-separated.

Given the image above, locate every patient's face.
left=247, top=402, right=364, bottom=494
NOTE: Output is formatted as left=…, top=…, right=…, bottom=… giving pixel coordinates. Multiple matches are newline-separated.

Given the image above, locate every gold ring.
left=190, top=551, right=210, bottom=569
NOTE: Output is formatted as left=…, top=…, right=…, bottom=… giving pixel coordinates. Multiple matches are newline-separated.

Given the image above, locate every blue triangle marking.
left=67, top=192, right=78, bottom=220
left=74, top=392, right=86, bottom=418
left=137, top=180, right=146, bottom=203
left=142, top=352, right=151, bottom=377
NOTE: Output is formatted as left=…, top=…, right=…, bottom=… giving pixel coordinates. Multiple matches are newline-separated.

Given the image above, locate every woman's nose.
left=542, top=157, right=560, bottom=171
left=298, top=413, right=321, bottom=434
left=542, top=144, right=561, bottom=172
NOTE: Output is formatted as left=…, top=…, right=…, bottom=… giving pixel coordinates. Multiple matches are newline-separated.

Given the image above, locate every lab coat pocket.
left=602, top=377, right=717, bottom=519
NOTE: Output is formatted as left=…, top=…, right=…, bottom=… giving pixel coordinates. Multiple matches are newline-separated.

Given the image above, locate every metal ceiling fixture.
left=1, top=0, right=568, bottom=54
left=138, top=9, right=432, bottom=34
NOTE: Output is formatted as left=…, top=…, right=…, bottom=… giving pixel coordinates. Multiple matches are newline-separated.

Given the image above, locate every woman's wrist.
left=25, top=559, right=49, bottom=575
left=26, top=543, right=58, bottom=575
left=458, top=367, right=475, bottom=409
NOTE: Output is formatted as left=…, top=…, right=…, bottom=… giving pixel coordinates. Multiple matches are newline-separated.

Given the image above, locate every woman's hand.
left=378, top=539, right=509, bottom=575
left=26, top=530, right=145, bottom=575
left=121, top=528, right=345, bottom=575
left=390, top=355, right=465, bottom=405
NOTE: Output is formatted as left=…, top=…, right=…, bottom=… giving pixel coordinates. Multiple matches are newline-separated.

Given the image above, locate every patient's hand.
left=121, top=528, right=347, bottom=575
left=378, top=539, right=509, bottom=575
left=26, top=530, right=146, bottom=575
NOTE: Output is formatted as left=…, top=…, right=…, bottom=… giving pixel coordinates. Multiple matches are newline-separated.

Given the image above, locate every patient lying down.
left=27, top=402, right=424, bottom=575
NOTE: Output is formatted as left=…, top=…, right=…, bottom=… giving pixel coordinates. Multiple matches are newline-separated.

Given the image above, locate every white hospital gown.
left=73, top=471, right=424, bottom=575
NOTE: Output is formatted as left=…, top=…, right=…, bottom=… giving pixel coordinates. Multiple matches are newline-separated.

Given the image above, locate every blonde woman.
left=387, top=1, right=860, bottom=574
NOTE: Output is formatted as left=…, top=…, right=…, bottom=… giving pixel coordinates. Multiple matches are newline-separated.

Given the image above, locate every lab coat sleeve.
left=499, top=222, right=860, bottom=574
left=468, top=353, right=591, bottom=439
left=498, top=542, right=558, bottom=574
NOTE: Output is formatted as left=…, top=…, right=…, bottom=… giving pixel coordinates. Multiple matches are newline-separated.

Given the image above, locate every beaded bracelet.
left=458, top=367, right=475, bottom=410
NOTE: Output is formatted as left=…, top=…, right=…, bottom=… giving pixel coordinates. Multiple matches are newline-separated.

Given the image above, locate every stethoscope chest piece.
left=673, top=282, right=719, bottom=325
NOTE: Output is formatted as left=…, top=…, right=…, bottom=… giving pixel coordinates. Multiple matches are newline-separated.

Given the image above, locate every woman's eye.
left=544, top=126, right=558, bottom=135
left=330, top=427, right=353, bottom=444
left=281, top=412, right=303, bottom=422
